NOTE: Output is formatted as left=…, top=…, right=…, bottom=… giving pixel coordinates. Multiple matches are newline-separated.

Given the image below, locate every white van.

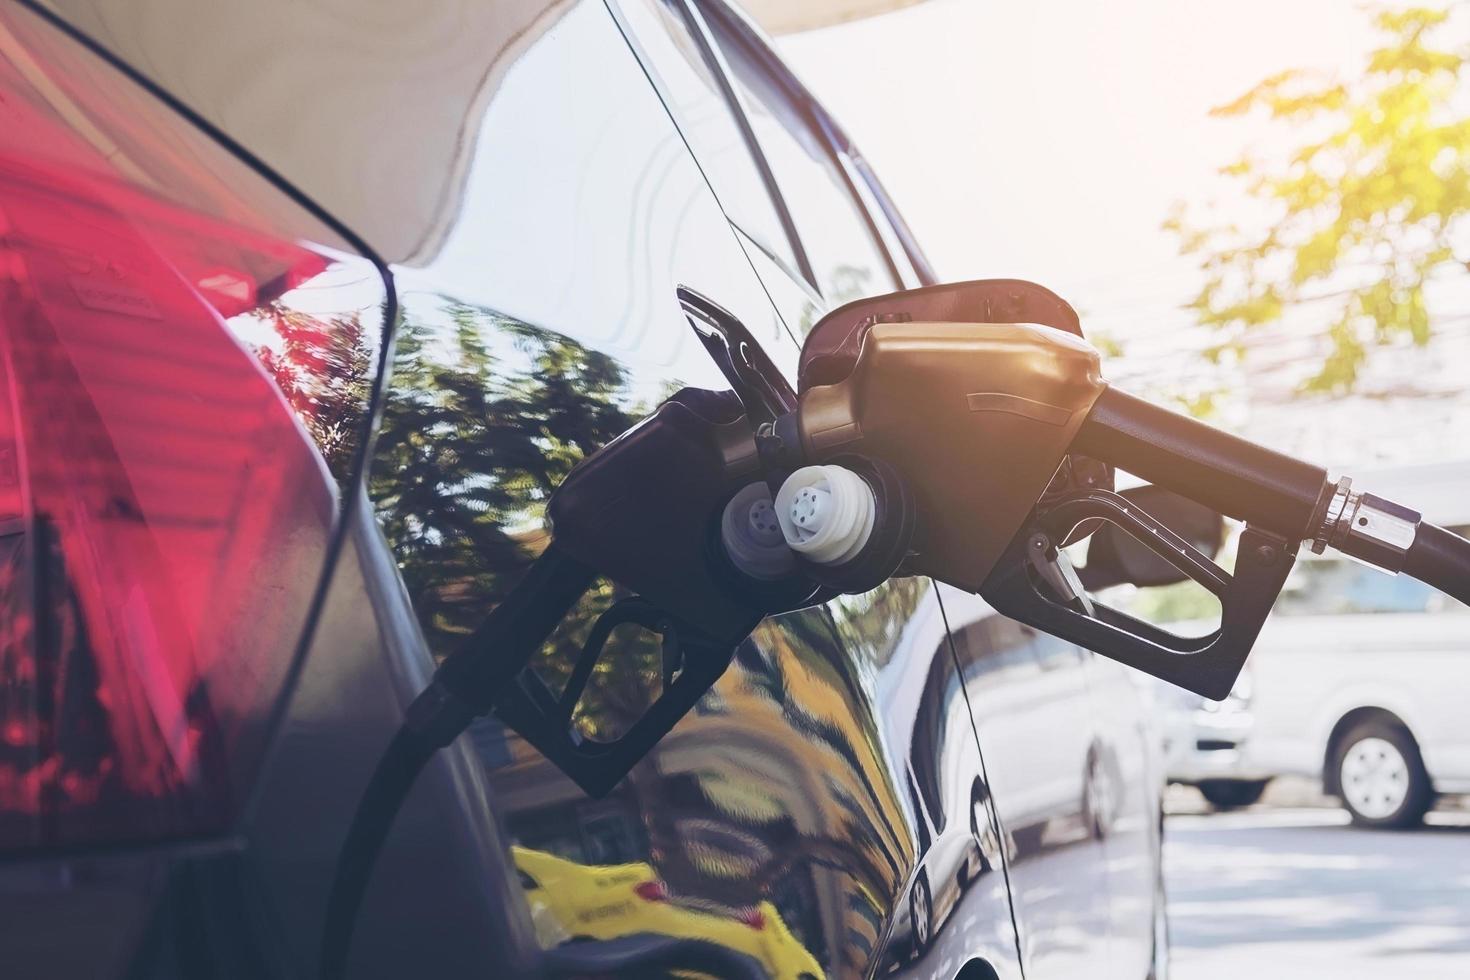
left=1163, top=459, right=1470, bottom=827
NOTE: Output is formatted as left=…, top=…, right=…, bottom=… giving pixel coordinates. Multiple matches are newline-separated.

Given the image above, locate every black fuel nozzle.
left=420, top=385, right=828, bottom=796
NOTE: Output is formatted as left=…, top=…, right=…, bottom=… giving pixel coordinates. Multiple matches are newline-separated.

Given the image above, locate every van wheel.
left=1197, top=779, right=1269, bottom=810
left=1335, top=721, right=1432, bottom=828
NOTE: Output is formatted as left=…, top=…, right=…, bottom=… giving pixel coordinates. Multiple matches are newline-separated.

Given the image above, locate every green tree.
left=368, top=304, right=666, bottom=735
left=1169, top=5, right=1470, bottom=392
left=254, top=304, right=376, bottom=482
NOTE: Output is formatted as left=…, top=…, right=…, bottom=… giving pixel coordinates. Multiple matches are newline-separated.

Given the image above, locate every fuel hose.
left=319, top=548, right=593, bottom=980
left=1074, top=385, right=1470, bottom=605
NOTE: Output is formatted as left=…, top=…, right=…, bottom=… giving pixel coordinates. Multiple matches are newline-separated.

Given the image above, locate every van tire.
left=1334, top=720, right=1432, bottom=828
left=1197, top=779, right=1269, bottom=810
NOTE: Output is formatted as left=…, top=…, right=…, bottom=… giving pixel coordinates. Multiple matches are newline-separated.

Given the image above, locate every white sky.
left=779, top=0, right=1376, bottom=319
left=779, top=1, right=1470, bottom=472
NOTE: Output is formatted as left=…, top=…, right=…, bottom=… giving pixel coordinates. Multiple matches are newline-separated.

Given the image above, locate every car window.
left=706, top=16, right=900, bottom=308
left=848, top=151, right=936, bottom=286
left=846, top=154, right=922, bottom=287
left=610, top=0, right=806, bottom=279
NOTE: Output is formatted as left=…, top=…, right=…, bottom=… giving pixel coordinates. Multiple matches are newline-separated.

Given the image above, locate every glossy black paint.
left=365, top=7, right=965, bottom=972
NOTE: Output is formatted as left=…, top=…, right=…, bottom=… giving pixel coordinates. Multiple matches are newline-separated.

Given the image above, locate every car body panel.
left=242, top=504, right=542, bottom=978
left=1083, top=650, right=1163, bottom=978
left=937, top=583, right=1128, bottom=980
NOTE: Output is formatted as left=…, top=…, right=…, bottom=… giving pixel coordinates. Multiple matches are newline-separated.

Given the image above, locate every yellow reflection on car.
left=512, top=846, right=824, bottom=979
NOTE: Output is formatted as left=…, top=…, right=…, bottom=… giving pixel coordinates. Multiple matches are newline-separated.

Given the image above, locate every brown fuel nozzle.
left=776, top=319, right=1106, bottom=593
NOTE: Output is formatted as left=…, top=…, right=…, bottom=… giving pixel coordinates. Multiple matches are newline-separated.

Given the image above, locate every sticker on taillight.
left=67, top=272, right=161, bottom=319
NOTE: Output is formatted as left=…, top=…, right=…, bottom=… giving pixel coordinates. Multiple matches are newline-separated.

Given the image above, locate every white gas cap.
left=774, top=465, right=876, bottom=566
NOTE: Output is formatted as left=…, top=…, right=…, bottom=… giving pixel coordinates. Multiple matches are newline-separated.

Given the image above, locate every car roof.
left=37, top=0, right=573, bottom=264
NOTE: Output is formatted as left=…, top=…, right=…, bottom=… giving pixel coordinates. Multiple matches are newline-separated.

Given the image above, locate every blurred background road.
left=1165, top=783, right=1470, bottom=980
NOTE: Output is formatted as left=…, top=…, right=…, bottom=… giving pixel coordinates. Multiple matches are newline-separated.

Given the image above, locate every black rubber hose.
left=318, top=548, right=592, bottom=980
left=319, top=727, right=437, bottom=980
left=1075, top=387, right=1332, bottom=540
left=1403, top=522, right=1470, bottom=607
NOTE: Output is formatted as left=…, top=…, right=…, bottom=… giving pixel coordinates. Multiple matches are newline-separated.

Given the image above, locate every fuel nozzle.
left=757, top=309, right=1102, bottom=597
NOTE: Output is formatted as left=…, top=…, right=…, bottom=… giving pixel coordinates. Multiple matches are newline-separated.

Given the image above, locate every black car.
left=0, top=1, right=1166, bottom=977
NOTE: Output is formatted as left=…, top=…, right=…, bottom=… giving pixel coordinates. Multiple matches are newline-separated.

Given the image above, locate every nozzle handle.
left=982, top=489, right=1296, bottom=700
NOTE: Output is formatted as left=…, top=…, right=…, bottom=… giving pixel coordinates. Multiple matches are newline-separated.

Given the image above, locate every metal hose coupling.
left=1311, top=476, right=1422, bottom=573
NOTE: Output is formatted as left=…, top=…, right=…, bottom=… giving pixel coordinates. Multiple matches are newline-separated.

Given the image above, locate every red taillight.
left=634, top=880, right=671, bottom=903
left=0, top=6, right=385, bottom=851
left=736, top=906, right=766, bottom=931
